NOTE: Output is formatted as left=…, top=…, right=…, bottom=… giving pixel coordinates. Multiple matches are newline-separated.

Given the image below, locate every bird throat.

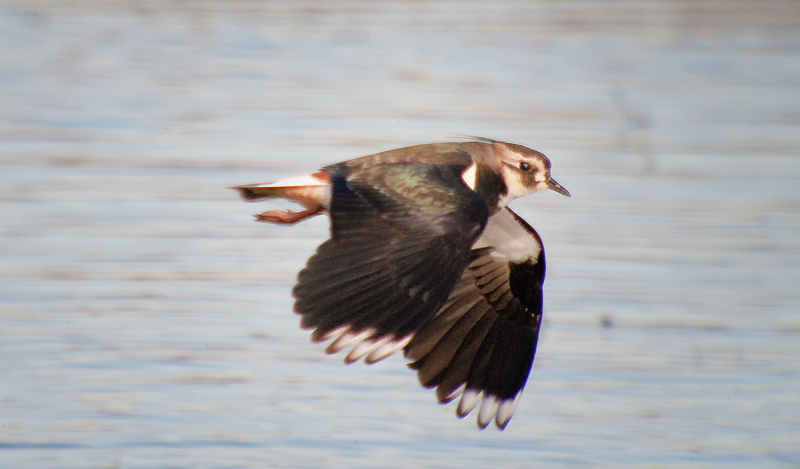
left=471, top=163, right=508, bottom=214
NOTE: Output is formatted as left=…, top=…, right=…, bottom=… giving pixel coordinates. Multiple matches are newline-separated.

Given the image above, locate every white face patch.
left=496, top=163, right=548, bottom=208
left=495, top=144, right=551, bottom=208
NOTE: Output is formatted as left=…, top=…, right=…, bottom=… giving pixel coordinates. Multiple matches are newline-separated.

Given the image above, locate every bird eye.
left=519, top=161, right=532, bottom=172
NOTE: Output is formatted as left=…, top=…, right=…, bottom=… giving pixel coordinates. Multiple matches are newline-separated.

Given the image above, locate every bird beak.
left=547, top=178, right=571, bottom=197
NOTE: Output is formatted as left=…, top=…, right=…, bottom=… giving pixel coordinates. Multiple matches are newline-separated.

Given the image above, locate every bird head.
left=493, top=141, right=570, bottom=207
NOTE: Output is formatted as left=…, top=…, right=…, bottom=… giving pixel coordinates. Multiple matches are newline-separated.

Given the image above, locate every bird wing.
left=293, top=157, right=490, bottom=364
left=404, top=207, right=546, bottom=430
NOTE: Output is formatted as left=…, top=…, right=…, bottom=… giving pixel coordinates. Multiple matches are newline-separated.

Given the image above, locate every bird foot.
left=254, top=207, right=323, bottom=225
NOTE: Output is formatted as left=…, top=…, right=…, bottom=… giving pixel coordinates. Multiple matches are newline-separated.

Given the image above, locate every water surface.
left=1, top=1, right=799, bottom=467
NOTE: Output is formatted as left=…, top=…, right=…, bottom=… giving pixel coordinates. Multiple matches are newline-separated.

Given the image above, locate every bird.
left=233, top=137, right=570, bottom=430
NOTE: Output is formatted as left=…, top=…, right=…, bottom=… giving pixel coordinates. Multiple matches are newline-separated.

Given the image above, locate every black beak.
left=546, top=178, right=571, bottom=197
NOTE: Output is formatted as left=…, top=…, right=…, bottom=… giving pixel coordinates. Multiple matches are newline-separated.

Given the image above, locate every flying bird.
left=234, top=137, right=570, bottom=430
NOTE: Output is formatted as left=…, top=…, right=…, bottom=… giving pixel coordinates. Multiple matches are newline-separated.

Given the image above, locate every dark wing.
left=404, top=207, right=546, bottom=430
left=293, top=158, right=490, bottom=364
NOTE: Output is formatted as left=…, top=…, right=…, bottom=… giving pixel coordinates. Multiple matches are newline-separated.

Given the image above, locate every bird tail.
left=233, top=171, right=330, bottom=202
left=235, top=184, right=286, bottom=201
left=232, top=171, right=331, bottom=225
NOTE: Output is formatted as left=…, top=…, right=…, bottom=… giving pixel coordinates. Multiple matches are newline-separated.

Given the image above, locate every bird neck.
left=473, top=163, right=509, bottom=214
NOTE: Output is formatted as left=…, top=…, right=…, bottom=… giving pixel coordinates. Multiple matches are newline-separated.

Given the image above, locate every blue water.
left=1, top=1, right=799, bottom=467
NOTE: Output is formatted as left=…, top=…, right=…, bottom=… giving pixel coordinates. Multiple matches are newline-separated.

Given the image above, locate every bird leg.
left=254, top=205, right=324, bottom=225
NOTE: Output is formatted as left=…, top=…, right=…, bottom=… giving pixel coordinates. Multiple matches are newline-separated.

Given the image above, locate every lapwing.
left=234, top=137, right=570, bottom=430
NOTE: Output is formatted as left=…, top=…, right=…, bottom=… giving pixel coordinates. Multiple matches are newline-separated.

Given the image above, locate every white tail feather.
left=252, top=174, right=328, bottom=188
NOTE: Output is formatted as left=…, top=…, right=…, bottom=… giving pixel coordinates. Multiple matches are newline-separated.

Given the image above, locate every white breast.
left=472, top=208, right=541, bottom=263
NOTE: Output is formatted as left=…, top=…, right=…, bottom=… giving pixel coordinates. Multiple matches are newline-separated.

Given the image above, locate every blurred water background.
left=1, top=1, right=799, bottom=467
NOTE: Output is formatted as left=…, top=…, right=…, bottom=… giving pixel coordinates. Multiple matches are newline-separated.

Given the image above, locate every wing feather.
left=405, top=207, right=546, bottom=430
left=293, top=160, right=489, bottom=350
